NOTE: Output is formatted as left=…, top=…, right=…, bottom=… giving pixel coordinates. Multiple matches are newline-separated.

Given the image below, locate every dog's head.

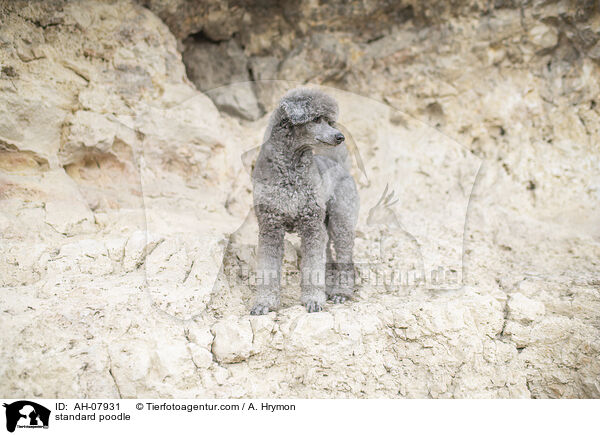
left=273, top=88, right=345, bottom=147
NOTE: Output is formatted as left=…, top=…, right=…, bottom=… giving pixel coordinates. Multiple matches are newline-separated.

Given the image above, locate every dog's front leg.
left=251, top=226, right=284, bottom=315
left=299, top=222, right=328, bottom=312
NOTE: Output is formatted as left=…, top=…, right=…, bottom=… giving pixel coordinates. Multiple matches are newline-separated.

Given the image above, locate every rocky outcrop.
left=0, top=0, right=599, bottom=398
left=183, top=37, right=262, bottom=120
left=153, top=0, right=600, bottom=116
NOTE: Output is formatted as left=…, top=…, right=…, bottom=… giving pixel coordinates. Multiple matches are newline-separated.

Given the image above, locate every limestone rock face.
left=1, top=0, right=599, bottom=399
left=507, top=293, right=546, bottom=323
left=211, top=318, right=254, bottom=364
left=183, top=38, right=262, bottom=120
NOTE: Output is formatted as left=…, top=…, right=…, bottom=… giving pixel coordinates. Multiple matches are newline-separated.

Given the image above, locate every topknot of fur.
left=277, top=88, right=339, bottom=126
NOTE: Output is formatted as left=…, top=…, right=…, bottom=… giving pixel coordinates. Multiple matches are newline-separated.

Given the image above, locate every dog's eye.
left=314, top=116, right=322, bottom=123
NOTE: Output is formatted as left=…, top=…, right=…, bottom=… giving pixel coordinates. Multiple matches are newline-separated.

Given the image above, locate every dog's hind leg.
left=325, top=215, right=337, bottom=295
left=299, top=221, right=328, bottom=312
left=326, top=178, right=359, bottom=303
left=325, top=233, right=336, bottom=291
left=251, top=226, right=284, bottom=315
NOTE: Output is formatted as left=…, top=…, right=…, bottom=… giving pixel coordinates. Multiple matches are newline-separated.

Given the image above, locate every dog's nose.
left=334, top=133, right=345, bottom=144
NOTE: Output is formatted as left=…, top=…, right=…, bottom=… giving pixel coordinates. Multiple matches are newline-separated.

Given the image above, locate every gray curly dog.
left=250, top=88, right=359, bottom=314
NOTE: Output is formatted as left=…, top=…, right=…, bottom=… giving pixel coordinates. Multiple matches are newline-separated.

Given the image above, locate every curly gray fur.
left=250, top=88, right=359, bottom=314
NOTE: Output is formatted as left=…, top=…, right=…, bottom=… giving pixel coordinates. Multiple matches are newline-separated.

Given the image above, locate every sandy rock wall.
left=1, top=0, right=599, bottom=398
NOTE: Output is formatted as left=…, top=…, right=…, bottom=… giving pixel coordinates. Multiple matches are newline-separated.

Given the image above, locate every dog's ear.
left=280, top=97, right=312, bottom=125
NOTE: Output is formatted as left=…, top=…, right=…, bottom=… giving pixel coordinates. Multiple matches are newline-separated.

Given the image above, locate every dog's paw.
left=329, top=294, right=348, bottom=304
left=305, top=300, right=323, bottom=313
left=250, top=303, right=270, bottom=315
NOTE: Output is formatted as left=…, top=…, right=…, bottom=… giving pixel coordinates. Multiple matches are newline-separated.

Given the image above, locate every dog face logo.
left=3, top=401, right=50, bottom=432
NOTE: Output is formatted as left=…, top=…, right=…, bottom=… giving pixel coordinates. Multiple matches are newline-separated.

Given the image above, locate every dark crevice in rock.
left=187, top=29, right=224, bottom=45
left=182, top=33, right=264, bottom=120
